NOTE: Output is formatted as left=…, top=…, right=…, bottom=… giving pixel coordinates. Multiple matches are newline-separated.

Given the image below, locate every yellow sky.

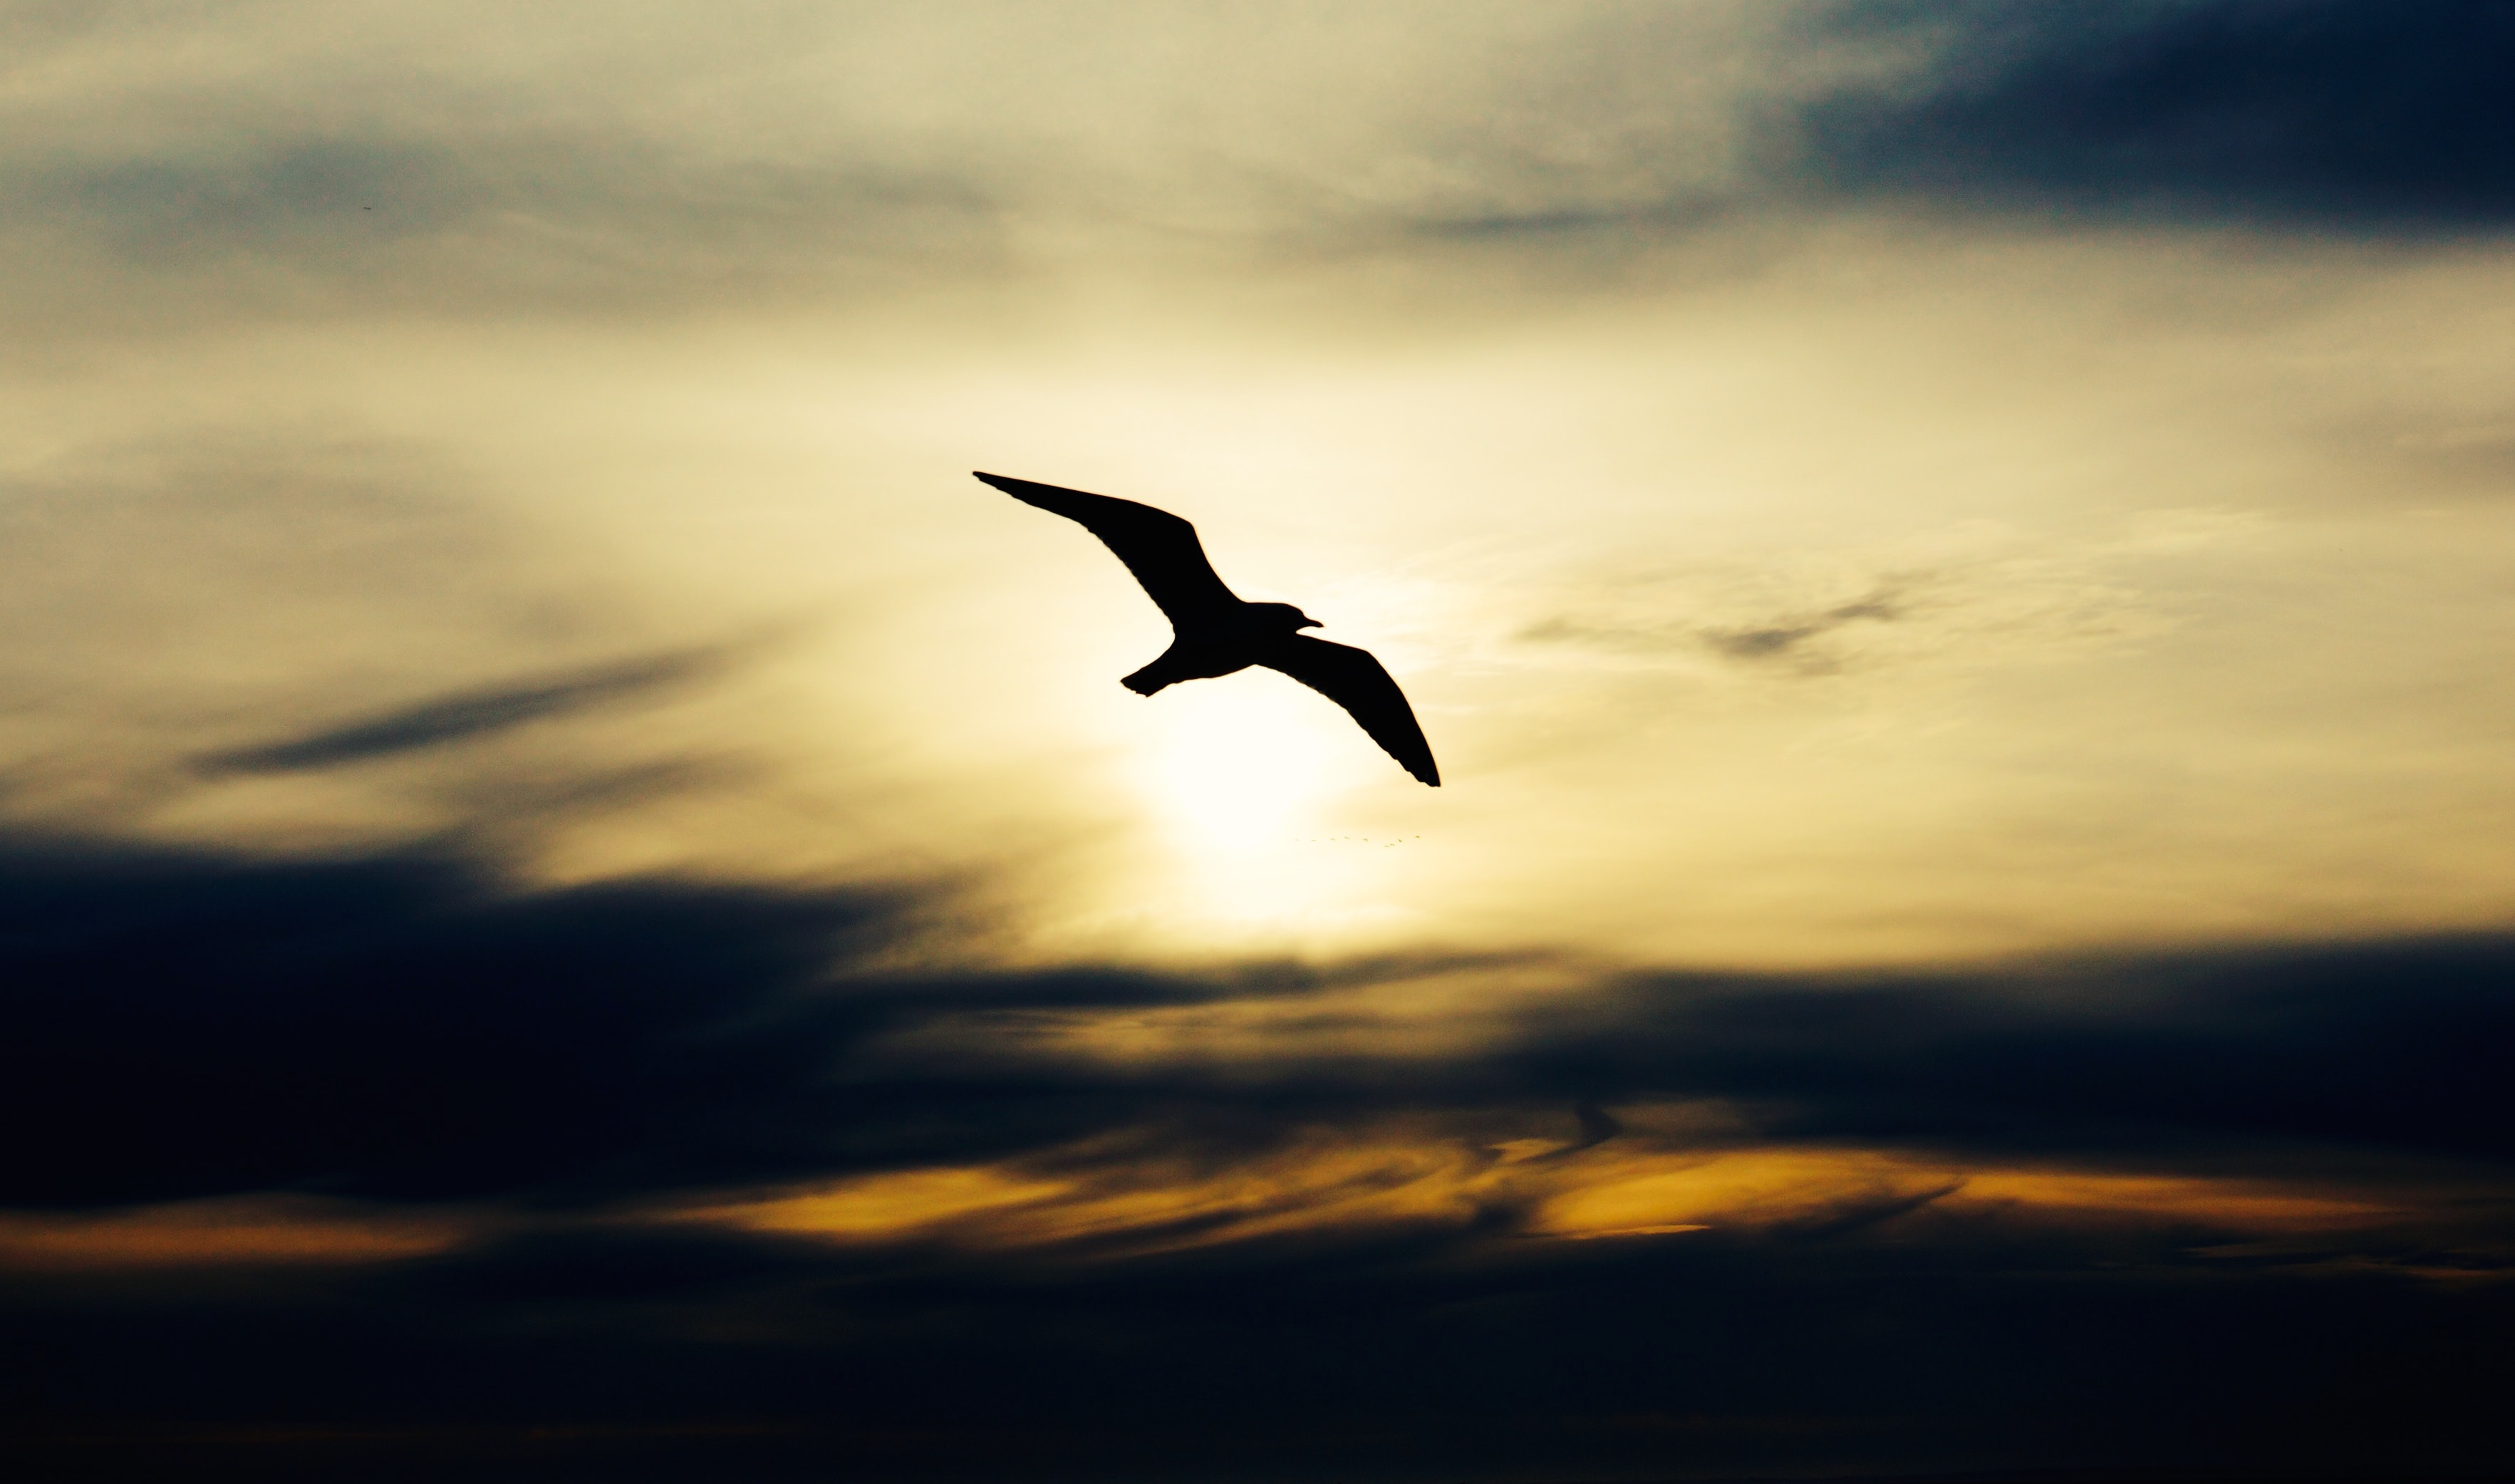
left=11, top=214, right=2515, bottom=969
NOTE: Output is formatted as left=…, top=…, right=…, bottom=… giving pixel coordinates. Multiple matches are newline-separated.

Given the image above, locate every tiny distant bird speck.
left=975, top=472, right=1438, bottom=786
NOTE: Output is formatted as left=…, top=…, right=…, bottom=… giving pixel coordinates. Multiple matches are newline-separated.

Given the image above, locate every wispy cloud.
left=19, top=0, right=2504, bottom=341
left=192, top=647, right=735, bottom=776
left=1700, top=591, right=1903, bottom=665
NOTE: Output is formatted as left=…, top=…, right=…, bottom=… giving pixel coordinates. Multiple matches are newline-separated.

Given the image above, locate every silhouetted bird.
left=975, top=472, right=1439, bottom=786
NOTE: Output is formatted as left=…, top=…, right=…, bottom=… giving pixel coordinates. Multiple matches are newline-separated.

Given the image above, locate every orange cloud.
left=670, top=1119, right=2417, bottom=1260
left=0, top=1196, right=471, bottom=1271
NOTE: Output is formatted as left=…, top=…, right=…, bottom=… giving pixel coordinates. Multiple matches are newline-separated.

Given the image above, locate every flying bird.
left=975, top=472, right=1439, bottom=786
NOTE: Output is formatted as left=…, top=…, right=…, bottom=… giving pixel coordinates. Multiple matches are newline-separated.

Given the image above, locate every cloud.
left=3, top=829, right=2511, bottom=1478
left=190, top=647, right=737, bottom=776
left=0, top=843, right=886, bottom=1206
left=1794, top=0, right=2515, bottom=229
left=0, top=436, right=780, bottom=853
left=6, top=0, right=2501, bottom=347
left=1391, top=1, right=2515, bottom=249
left=8, top=829, right=2511, bottom=1210
left=9, top=128, right=1009, bottom=330
left=1520, top=590, right=1909, bottom=673
left=1701, top=592, right=1904, bottom=664
left=1508, top=944, right=2515, bottom=1166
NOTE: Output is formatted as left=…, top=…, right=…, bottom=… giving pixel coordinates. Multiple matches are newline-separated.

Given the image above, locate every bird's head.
left=1254, top=602, right=1322, bottom=632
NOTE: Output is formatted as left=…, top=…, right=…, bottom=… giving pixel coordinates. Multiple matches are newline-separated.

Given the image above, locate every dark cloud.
left=1, top=844, right=1036, bottom=1207
left=1398, top=1, right=2515, bottom=247
left=0, top=839, right=1267, bottom=1208
left=1506, top=944, right=2515, bottom=1165
left=4, top=831, right=2511, bottom=1479
left=1, top=846, right=856, bottom=1205
left=1796, top=0, right=2515, bottom=228
left=9, top=832, right=2512, bottom=1206
left=192, top=647, right=736, bottom=776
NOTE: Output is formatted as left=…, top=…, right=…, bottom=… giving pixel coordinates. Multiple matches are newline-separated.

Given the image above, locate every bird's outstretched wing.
left=1258, top=635, right=1440, bottom=787
left=974, top=472, right=1242, bottom=626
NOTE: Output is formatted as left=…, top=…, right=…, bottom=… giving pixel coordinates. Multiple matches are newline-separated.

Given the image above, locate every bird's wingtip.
left=973, top=470, right=1034, bottom=498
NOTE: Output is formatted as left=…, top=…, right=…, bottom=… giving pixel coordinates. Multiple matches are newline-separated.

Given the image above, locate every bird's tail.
left=1124, top=640, right=1203, bottom=695
left=1122, top=645, right=1191, bottom=695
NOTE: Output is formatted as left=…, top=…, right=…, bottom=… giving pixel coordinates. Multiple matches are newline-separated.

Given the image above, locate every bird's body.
left=974, top=472, right=1439, bottom=786
left=1121, top=601, right=1317, bottom=695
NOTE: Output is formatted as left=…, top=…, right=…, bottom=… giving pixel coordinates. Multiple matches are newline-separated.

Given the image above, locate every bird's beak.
left=1300, top=618, right=1322, bottom=629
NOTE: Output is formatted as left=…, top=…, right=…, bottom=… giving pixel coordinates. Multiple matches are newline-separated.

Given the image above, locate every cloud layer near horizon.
left=6, top=833, right=2511, bottom=1481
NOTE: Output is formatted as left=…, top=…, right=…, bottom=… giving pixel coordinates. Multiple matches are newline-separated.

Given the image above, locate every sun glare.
left=1146, top=678, right=1344, bottom=849
left=1113, top=675, right=1423, bottom=940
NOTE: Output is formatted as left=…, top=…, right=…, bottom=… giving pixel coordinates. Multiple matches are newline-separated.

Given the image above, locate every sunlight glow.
left=1148, top=679, right=1339, bottom=849
left=1102, top=673, right=1433, bottom=943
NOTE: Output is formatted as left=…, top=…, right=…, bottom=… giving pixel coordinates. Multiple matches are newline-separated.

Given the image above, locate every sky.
left=6, top=3, right=2514, bottom=1480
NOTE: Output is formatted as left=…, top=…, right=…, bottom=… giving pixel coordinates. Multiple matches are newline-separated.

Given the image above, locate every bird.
left=974, top=472, right=1438, bottom=787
